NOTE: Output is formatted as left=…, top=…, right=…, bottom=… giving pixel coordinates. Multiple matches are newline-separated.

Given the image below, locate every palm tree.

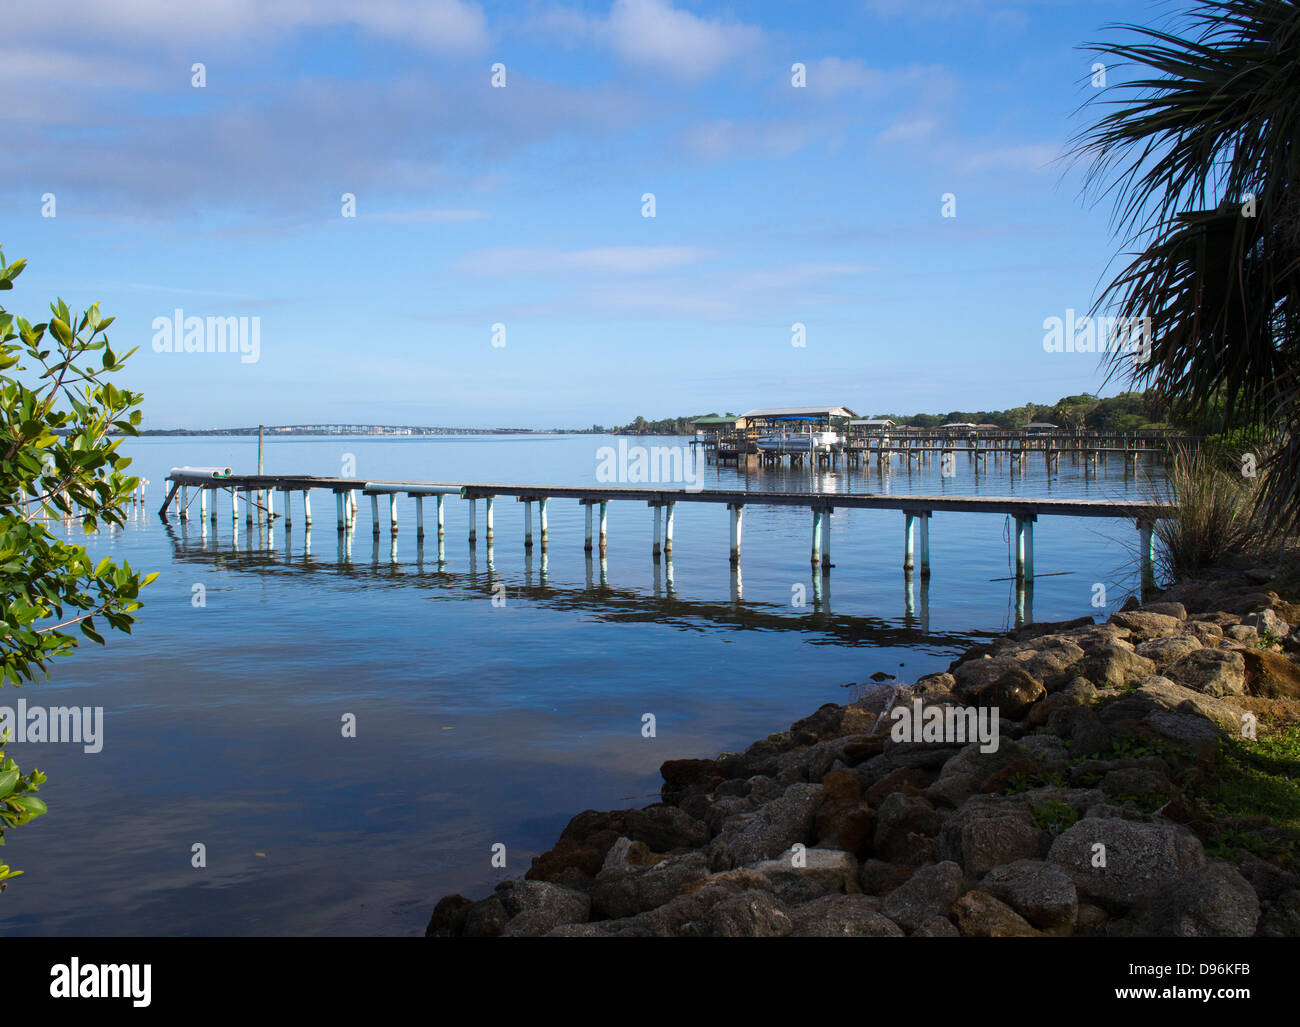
left=1073, top=0, right=1300, bottom=535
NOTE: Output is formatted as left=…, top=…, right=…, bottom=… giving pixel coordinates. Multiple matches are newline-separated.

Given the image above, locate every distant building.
left=850, top=418, right=895, bottom=430
left=692, top=415, right=743, bottom=438
left=740, top=406, right=857, bottom=431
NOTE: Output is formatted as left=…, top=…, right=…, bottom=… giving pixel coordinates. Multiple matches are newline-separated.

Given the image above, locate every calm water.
left=0, top=434, right=1164, bottom=936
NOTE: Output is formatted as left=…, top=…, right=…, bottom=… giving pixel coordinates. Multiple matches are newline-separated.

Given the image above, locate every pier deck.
left=162, top=471, right=1173, bottom=590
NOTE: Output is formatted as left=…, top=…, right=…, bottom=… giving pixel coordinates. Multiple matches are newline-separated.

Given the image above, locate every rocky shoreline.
left=427, top=564, right=1300, bottom=937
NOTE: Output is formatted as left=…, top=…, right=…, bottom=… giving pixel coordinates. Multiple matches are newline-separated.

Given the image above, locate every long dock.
left=160, top=470, right=1174, bottom=588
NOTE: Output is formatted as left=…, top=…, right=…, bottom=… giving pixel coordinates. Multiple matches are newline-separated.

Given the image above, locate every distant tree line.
left=598, top=394, right=1189, bottom=435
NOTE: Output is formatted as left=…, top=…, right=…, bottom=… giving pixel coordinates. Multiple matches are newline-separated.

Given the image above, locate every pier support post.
left=919, top=511, right=931, bottom=579
left=1013, top=516, right=1037, bottom=582
left=415, top=496, right=424, bottom=539
left=728, top=503, right=743, bottom=566
left=179, top=485, right=189, bottom=520
left=303, top=491, right=311, bottom=527
left=486, top=497, right=495, bottom=543
left=281, top=489, right=290, bottom=527
left=539, top=499, right=548, bottom=549
left=389, top=493, right=399, bottom=535
left=468, top=498, right=477, bottom=544
left=198, top=488, right=207, bottom=521
left=664, top=502, right=675, bottom=554
left=1025, top=516, right=1035, bottom=581
left=335, top=492, right=345, bottom=531
left=1138, top=518, right=1156, bottom=591
left=266, top=488, right=274, bottom=522
left=436, top=494, right=445, bottom=539
left=821, top=508, right=832, bottom=570
left=811, top=509, right=822, bottom=565
left=584, top=502, right=593, bottom=552
left=904, top=512, right=915, bottom=572
left=370, top=494, right=380, bottom=536
left=524, top=500, right=533, bottom=549
left=245, top=489, right=254, bottom=526
left=651, top=503, right=662, bottom=560
left=349, top=490, right=358, bottom=529
left=598, top=501, right=608, bottom=555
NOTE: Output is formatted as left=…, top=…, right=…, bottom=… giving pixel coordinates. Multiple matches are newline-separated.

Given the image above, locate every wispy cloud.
left=459, top=245, right=716, bottom=275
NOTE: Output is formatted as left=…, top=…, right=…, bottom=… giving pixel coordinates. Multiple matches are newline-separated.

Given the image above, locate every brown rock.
left=952, top=890, right=1042, bottom=937
left=1232, top=646, right=1300, bottom=699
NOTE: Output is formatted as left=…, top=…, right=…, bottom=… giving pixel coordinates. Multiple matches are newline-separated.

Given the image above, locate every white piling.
left=436, top=494, right=445, bottom=539
left=524, top=500, right=533, bottom=549
left=598, top=501, right=608, bottom=554
left=486, top=497, right=495, bottom=542
left=821, top=509, right=832, bottom=570
left=652, top=503, right=662, bottom=559
left=303, top=491, right=312, bottom=527
left=811, top=509, right=822, bottom=565
left=370, top=493, right=380, bottom=536
left=539, top=498, right=548, bottom=549
left=665, top=502, right=675, bottom=554
left=904, top=512, right=915, bottom=572
left=415, top=496, right=424, bottom=539
left=468, top=498, right=477, bottom=544
left=389, top=493, right=399, bottom=535
left=584, top=503, right=593, bottom=552
left=728, top=503, right=743, bottom=565
left=919, top=512, right=931, bottom=578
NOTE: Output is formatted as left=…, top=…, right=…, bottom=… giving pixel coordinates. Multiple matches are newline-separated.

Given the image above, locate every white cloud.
left=367, top=209, right=488, bottom=223
left=608, top=0, right=761, bottom=76
left=458, top=245, right=716, bottom=274
left=8, top=0, right=490, bottom=54
left=957, top=142, right=1060, bottom=174
left=534, top=0, right=762, bottom=78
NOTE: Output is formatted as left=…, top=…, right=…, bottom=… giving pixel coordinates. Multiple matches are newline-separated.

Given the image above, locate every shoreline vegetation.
left=121, top=389, right=1181, bottom=437
left=427, top=555, right=1300, bottom=937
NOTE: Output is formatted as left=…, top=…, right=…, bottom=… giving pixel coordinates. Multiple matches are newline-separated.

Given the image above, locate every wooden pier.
left=704, top=428, right=1198, bottom=473
left=161, top=470, right=1173, bottom=589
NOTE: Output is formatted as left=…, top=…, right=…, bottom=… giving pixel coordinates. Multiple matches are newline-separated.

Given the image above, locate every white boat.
left=756, top=428, right=840, bottom=454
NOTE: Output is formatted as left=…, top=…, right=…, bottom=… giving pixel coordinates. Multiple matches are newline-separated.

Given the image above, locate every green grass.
left=1205, top=724, right=1300, bottom=832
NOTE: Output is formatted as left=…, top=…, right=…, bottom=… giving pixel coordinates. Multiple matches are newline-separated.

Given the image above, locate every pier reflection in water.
left=162, top=515, right=1027, bottom=647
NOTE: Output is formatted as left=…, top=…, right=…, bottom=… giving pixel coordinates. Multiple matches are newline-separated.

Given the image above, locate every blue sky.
left=3, top=0, right=1159, bottom=428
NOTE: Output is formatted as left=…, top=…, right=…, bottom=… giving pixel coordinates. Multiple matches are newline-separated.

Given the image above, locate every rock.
left=1048, top=817, right=1205, bottom=908
left=1108, top=611, right=1183, bottom=642
left=1232, top=646, right=1300, bottom=699
left=1100, top=766, right=1174, bottom=801
left=1183, top=620, right=1224, bottom=642
left=1135, top=635, right=1203, bottom=667
left=788, top=895, right=904, bottom=936
left=1243, top=608, right=1290, bottom=638
left=1243, top=568, right=1274, bottom=585
left=1258, top=890, right=1300, bottom=937
left=938, top=797, right=1046, bottom=876
left=858, top=859, right=916, bottom=896
left=1018, top=638, right=1088, bottom=691
left=913, top=914, right=961, bottom=936
left=462, top=894, right=509, bottom=937
left=624, top=806, right=710, bottom=852
left=1080, top=641, right=1157, bottom=688
left=864, top=766, right=930, bottom=806
left=880, top=860, right=965, bottom=933
left=1132, top=861, right=1260, bottom=937
left=749, top=847, right=859, bottom=904
left=1167, top=648, right=1246, bottom=697
left=1145, top=710, right=1224, bottom=750
left=499, top=880, right=592, bottom=936
left=952, top=655, right=1024, bottom=698
left=1141, top=602, right=1187, bottom=620
left=952, top=890, right=1042, bottom=937
left=589, top=853, right=709, bottom=920
left=425, top=894, right=473, bottom=937
left=659, top=759, right=718, bottom=802
left=821, top=768, right=861, bottom=801
left=1126, top=675, right=1244, bottom=734
left=970, top=666, right=1046, bottom=718
left=703, top=890, right=793, bottom=937
left=980, top=859, right=1077, bottom=929
left=873, top=793, right=941, bottom=862
left=715, top=783, right=823, bottom=866
left=1226, top=624, right=1259, bottom=643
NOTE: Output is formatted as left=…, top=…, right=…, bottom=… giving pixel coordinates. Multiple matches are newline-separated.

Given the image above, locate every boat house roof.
left=741, top=406, right=857, bottom=420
